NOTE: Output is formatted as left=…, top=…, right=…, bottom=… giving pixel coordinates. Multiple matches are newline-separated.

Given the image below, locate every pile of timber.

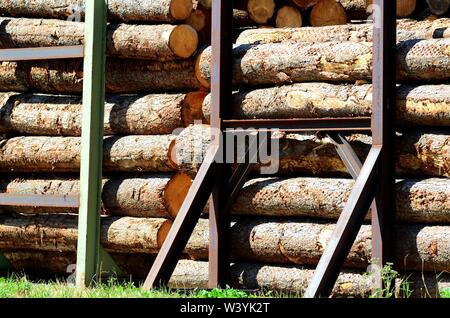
left=1, top=1, right=450, bottom=298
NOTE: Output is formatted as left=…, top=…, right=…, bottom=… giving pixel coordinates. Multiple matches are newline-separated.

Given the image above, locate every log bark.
left=229, top=177, right=450, bottom=224
left=427, top=0, right=450, bottom=15
left=0, top=174, right=192, bottom=219
left=196, top=38, right=450, bottom=89
left=0, top=215, right=172, bottom=254
left=0, top=58, right=200, bottom=94
left=0, top=92, right=205, bottom=136
left=0, top=135, right=176, bottom=173
left=275, top=6, right=303, bottom=28
left=0, top=0, right=193, bottom=22
left=201, top=83, right=450, bottom=127
left=0, top=18, right=198, bottom=60
left=169, top=260, right=448, bottom=297
left=236, top=18, right=450, bottom=45
left=171, top=125, right=450, bottom=178
left=339, top=0, right=416, bottom=19
left=1, top=250, right=157, bottom=279
left=185, top=218, right=450, bottom=272
left=310, top=0, right=348, bottom=26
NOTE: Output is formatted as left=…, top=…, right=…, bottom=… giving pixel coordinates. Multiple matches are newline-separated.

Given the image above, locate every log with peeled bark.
left=0, top=215, right=172, bottom=254
left=427, top=0, right=450, bottom=15
left=0, top=135, right=176, bottom=173
left=185, top=218, right=450, bottom=272
left=0, top=173, right=191, bottom=219
left=195, top=38, right=450, bottom=89
left=0, top=92, right=205, bottom=136
left=0, top=58, right=199, bottom=94
left=170, top=125, right=450, bottom=178
left=0, top=18, right=198, bottom=60
left=339, top=0, right=417, bottom=19
left=275, top=6, right=303, bottom=28
left=201, top=83, right=450, bottom=127
left=0, top=0, right=193, bottom=22
left=235, top=18, right=450, bottom=45
left=310, top=0, right=348, bottom=26
left=169, top=260, right=449, bottom=297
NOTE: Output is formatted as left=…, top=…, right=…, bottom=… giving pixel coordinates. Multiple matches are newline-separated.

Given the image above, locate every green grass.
left=440, top=288, right=450, bottom=298
left=0, top=275, right=266, bottom=298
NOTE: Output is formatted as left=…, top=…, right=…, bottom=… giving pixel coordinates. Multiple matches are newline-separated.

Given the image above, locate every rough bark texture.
left=1, top=250, right=157, bottom=279
left=0, top=18, right=198, bottom=60
left=229, top=177, right=450, bottom=224
left=171, top=125, right=450, bottom=178
left=185, top=218, right=450, bottom=272
left=196, top=38, right=450, bottom=89
left=0, top=92, right=197, bottom=136
left=236, top=18, right=450, bottom=45
left=0, top=0, right=193, bottom=22
left=201, top=83, right=450, bottom=127
left=0, top=215, right=172, bottom=254
left=169, top=260, right=448, bottom=297
left=0, top=58, right=200, bottom=94
left=0, top=175, right=179, bottom=218
left=0, top=135, right=176, bottom=173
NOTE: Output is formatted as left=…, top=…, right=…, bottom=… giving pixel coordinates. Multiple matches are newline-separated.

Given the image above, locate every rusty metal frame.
left=144, top=0, right=396, bottom=295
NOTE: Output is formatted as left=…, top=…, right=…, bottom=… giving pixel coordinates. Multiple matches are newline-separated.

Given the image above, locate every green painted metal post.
left=76, top=0, right=108, bottom=287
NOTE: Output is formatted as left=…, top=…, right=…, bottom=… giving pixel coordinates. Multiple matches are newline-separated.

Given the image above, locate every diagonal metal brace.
left=144, top=145, right=220, bottom=289
left=304, top=146, right=382, bottom=298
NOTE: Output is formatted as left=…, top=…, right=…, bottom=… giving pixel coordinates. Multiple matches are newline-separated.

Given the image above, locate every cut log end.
left=310, top=0, right=347, bottom=26
left=427, top=0, right=450, bottom=15
left=170, top=0, right=194, bottom=20
left=397, top=0, right=417, bottom=18
left=248, top=0, right=276, bottom=24
left=164, top=172, right=193, bottom=218
left=169, top=25, right=199, bottom=58
left=157, top=219, right=173, bottom=247
left=195, top=52, right=211, bottom=89
left=276, top=6, right=303, bottom=28
left=182, top=91, right=208, bottom=125
left=292, top=0, right=320, bottom=9
left=186, top=9, right=207, bottom=31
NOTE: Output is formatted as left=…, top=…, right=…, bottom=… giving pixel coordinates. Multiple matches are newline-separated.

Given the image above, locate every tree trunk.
left=0, top=0, right=193, bottom=22
left=0, top=215, right=172, bottom=254
left=427, top=0, right=450, bottom=15
left=310, top=0, right=348, bottom=26
left=229, top=177, right=450, bottom=224
left=0, top=18, right=198, bottom=61
left=275, top=6, right=303, bottom=28
left=201, top=83, right=450, bottom=127
left=171, top=125, right=450, bottom=178
left=1, top=250, right=157, bottom=279
left=236, top=18, right=450, bottom=45
left=0, top=92, right=205, bottom=136
left=339, top=0, right=416, bottom=19
left=196, top=38, right=450, bottom=89
left=0, top=174, right=192, bottom=219
left=0, top=59, right=200, bottom=94
left=0, top=135, right=176, bottom=173
left=169, top=260, right=448, bottom=297
left=185, top=218, right=450, bottom=272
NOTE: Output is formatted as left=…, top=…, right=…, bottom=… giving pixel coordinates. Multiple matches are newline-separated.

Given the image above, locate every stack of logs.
left=186, top=0, right=450, bottom=45
left=0, top=0, right=450, bottom=297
